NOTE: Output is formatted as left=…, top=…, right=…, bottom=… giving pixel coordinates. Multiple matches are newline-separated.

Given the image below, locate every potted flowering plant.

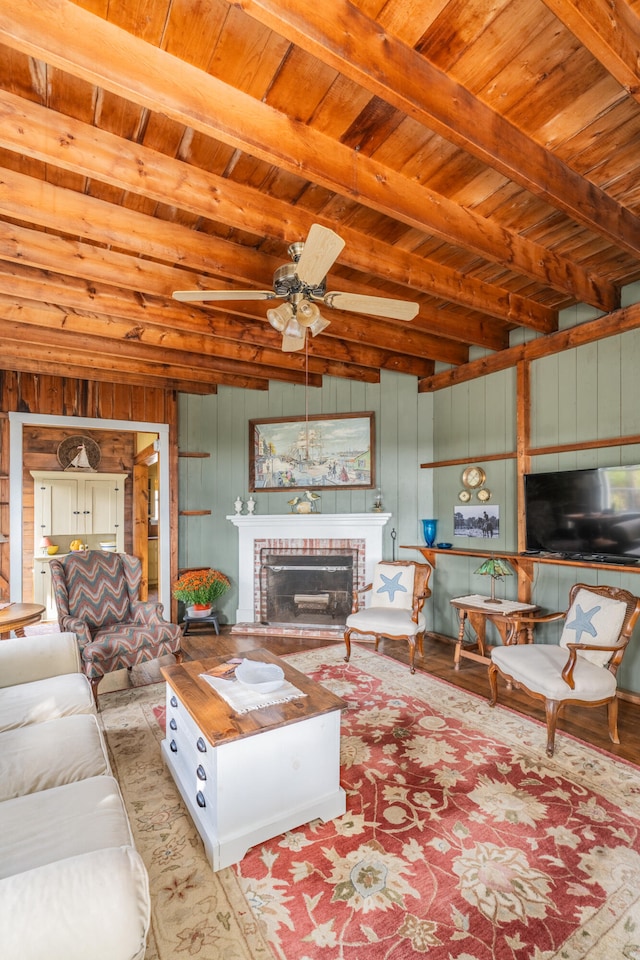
left=173, top=568, right=231, bottom=618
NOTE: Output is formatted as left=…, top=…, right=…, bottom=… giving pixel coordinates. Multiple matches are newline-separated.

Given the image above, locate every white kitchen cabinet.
left=32, top=471, right=127, bottom=542
left=31, top=471, right=127, bottom=617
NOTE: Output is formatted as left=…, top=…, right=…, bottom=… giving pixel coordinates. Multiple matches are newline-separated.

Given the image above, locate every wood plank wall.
left=0, top=371, right=178, bottom=604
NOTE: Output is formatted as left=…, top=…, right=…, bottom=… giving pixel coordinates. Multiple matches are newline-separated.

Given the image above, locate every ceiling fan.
left=172, top=224, right=419, bottom=352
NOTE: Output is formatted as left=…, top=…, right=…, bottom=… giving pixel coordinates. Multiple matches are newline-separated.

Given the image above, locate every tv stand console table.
left=401, top=546, right=640, bottom=602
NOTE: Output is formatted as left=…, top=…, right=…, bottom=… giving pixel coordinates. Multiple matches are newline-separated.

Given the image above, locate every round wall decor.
left=57, top=436, right=101, bottom=471
left=461, top=465, right=486, bottom=489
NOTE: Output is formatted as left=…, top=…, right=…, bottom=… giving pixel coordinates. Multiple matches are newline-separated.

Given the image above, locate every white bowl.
left=235, top=659, right=285, bottom=693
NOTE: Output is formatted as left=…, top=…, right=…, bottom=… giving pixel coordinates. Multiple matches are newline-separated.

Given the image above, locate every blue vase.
left=422, top=519, right=438, bottom=547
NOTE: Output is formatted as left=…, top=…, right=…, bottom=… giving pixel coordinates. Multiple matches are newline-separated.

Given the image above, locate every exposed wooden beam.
left=0, top=310, right=319, bottom=386
left=0, top=88, right=554, bottom=336
left=419, top=301, right=640, bottom=391
left=236, top=0, right=640, bottom=258
left=0, top=348, right=221, bottom=394
left=0, top=222, right=468, bottom=368
left=0, top=0, right=619, bottom=309
left=540, top=0, right=640, bottom=103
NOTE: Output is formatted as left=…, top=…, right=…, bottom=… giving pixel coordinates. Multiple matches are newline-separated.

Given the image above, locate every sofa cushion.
left=560, top=587, right=627, bottom=667
left=0, top=673, right=94, bottom=733
left=0, top=846, right=149, bottom=960
left=0, top=775, right=133, bottom=879
left=0, top=632, right=81, bottom=689
left=0, top=715, right=110, bottom=801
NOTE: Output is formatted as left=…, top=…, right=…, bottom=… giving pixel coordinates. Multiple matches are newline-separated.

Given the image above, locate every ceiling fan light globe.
left=309, top=314, right=330, bottom=336
left=283, top=316, right=304, bottom=339
left=297, top=299, right=320, bottom=327
left=267, top=302, right=293, bottom=331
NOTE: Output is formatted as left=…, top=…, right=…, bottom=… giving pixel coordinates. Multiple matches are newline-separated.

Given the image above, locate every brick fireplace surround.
left=227, top=513, right=391, bottom=636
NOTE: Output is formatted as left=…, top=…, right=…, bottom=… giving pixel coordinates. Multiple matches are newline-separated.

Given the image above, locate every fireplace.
left=227, top=513, right=391, bottom=629
left=260, top=548, right=357, bottom=626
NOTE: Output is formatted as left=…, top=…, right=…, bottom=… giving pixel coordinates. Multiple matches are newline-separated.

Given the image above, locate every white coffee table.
left=161, top=649, right=347, bottom=871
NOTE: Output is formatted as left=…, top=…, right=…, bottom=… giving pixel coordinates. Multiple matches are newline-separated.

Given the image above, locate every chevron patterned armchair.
left=50, top=551, right=183, bottom=703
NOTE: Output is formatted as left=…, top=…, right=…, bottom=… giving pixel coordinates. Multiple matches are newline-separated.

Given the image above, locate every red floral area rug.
left=230, top=645, right=640, bottom=960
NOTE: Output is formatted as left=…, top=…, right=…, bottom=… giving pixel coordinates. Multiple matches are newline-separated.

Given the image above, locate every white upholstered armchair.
left=343, top=560, right=432, bottom=673
left=489, top=582, right=640, bottom=756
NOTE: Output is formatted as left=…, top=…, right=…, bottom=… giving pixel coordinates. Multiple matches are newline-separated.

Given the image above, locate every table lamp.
left=474, top=556, right=513, bottom=603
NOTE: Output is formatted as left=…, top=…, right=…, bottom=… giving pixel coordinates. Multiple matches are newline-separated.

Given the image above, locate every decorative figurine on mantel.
left=247, top=496, right=256, bottom=515
left=289, top=491, right=321, bottom=513
left=234, top=495, right=244, bottom=515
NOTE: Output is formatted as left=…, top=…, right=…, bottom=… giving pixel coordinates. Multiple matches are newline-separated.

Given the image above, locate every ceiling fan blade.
left=172, top=289, right=274, bottom=303
left=295, top=224, right=345, bottom=287
left=323, top=291, right=419, bottom=320
left=281, top=333, right=306, bottom=352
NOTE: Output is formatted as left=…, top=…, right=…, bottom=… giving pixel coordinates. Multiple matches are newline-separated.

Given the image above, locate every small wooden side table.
left=450, top=594, right=539, bottom=670
left=0, top=603, right=46, bottom=639
left=182, top=611, right=220, bottom=636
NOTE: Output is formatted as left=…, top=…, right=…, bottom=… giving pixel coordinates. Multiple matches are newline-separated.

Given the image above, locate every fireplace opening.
left=261, top=552, right=355, bottom=626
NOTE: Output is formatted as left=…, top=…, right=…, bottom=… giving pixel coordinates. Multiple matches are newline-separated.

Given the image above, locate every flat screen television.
left=524, top=464, right=640, bottom=563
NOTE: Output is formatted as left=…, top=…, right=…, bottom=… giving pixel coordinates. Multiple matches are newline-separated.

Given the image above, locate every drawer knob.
left=196, top=790, right=206, bottom=808
left=170, top=695, right=178, bottom=708
left=196, top=764, right=206, bottom=781
left=169, top=739, right=178, bottom=753
left=196, top=737, right=207, bottom=753
left=169, top=718, right=177, bottom=731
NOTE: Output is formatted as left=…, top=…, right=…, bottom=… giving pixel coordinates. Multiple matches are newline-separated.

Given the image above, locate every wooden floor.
left=182, top=628, right=640, bottom=766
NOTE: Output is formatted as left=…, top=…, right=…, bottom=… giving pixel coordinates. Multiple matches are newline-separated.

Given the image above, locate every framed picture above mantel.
left=249, top=412, right=375, bottom=492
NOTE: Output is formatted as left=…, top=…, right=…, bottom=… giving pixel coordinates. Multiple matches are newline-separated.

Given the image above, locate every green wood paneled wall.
left=178, top=370, right=434, bottom=627
left=430, top=282, right=640, bottom=695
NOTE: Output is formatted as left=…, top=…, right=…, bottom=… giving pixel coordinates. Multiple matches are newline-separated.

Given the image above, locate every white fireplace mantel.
left=227, top=513, right=391, bottom=624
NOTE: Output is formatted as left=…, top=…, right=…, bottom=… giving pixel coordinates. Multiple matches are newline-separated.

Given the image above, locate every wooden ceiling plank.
left=0, top=1, right=617, bottom=308
left=0, top=87, right=555, bottom=332
left=235, top=0, right=640, bottom=259
left=540, top=0, right=640, bottom=103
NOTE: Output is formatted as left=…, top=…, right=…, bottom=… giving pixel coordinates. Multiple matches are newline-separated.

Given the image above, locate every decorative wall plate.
left=462, top=465, right=486, bottom=489
left=458, top=490, right=472, bottom=503
left=57, top=435, right=101, bottom=471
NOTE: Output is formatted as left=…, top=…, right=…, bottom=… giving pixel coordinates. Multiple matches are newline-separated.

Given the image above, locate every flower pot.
left=186, top=604, right=212, bottom=618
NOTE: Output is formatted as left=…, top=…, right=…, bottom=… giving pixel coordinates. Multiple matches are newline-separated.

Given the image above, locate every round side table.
left=0, top=603, right=46, bottom=639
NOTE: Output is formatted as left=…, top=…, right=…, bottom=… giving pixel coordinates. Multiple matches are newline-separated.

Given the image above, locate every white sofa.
left=0, top=632, right=150, bottom=960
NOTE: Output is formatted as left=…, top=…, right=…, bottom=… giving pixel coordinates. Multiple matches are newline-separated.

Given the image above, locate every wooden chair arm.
left=561, top=641, right=626, bottom=688
left=411, top=590, right=431, bottom=621
left=351, top=582, right=372, bottom=613
left=502, top=610, right=565, bottom=628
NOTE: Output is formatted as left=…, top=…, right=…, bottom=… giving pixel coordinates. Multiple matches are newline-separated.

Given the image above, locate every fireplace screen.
left=260, top=552, right=355, bottom=626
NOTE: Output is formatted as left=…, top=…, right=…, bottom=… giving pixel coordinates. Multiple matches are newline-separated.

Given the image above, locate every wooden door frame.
left=9, top=413, right=172, bottom=609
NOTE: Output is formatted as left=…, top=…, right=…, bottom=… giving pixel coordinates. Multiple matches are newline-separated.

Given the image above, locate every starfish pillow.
left=371, top=563, right=415, bottom=611
left=560, top=587, right=627, bottom=667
